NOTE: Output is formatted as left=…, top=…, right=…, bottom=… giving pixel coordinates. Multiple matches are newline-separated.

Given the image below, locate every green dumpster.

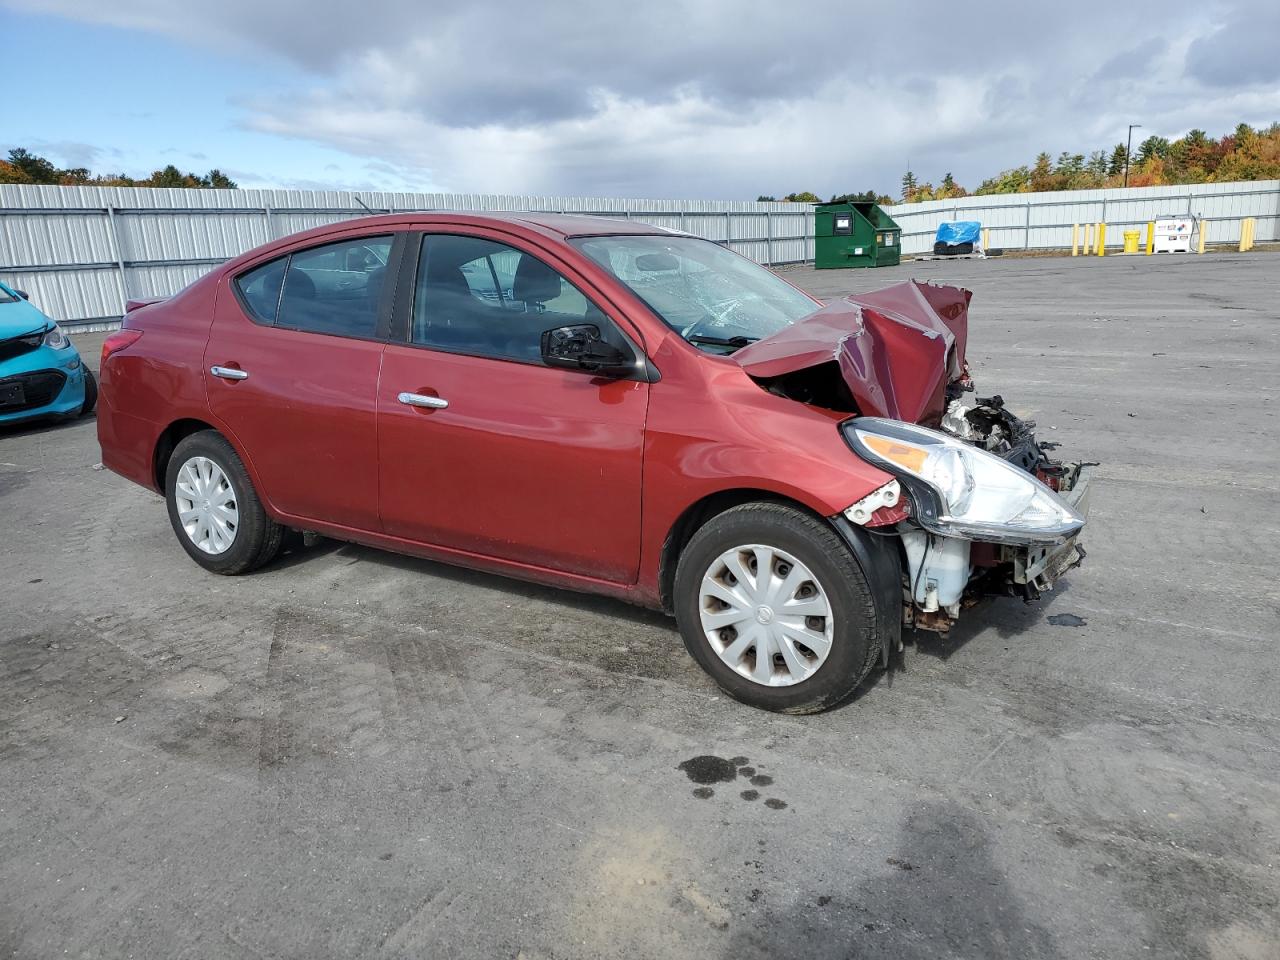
left=814, top=201, right=901, bottom=269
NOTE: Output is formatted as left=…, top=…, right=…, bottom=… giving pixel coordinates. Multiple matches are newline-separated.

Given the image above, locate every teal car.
left=0, top=281, right=96, bottom=425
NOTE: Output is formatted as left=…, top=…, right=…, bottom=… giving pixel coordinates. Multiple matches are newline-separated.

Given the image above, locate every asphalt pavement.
left=2, top=251, right=1277, bottom=959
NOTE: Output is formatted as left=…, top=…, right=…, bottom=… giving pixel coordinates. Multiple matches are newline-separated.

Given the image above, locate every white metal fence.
left=881, top=180, right=1280, bottom=255
left=0, top=186, right=814, bottom=329
left=1, top=180, right=1277, bottom=328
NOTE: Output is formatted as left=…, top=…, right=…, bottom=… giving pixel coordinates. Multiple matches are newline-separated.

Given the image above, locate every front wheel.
left=79, top=368, right=97, bottom=416
left=673, top=502, right=883, bottom=714
left=164, top=430, right=283, bottom=575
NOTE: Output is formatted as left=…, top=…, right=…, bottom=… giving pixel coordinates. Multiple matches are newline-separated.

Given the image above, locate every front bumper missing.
left=1006, top=464, right=1092, bottom=594
left=904, top=464, right=1094, bottom=633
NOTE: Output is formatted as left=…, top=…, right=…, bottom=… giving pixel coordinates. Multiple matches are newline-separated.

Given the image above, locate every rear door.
left=205, top=231, right=405, bottom=530
left=376, top=230, right=649, bottom=582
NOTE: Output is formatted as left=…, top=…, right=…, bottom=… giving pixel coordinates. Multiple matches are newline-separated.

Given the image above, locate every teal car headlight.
left=842, top=417, right=1084, bottom=545
left=42, top=324, right=70, bottom=350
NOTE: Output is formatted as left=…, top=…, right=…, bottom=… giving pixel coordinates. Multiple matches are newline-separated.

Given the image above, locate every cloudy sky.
left=5, top=1, right=1278, bottom=198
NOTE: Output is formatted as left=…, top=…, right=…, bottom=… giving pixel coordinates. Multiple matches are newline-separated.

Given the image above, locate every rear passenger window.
left=275, top=236, right=394, bottom=339
left=235, top=257, right=286, bottom=324
left=413, top=234, right=618, bottom=364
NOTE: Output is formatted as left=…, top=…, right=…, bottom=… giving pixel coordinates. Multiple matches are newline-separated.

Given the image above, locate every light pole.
left=1124, top=124, right=1141, bottom=188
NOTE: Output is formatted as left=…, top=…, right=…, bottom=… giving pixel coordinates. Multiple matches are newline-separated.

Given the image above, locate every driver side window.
left=411, top=234, right=628, bottom=364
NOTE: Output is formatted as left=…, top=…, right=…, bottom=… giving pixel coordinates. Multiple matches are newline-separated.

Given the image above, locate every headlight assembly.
left=842, top=417, right=1084, bottom=544
left=42, top=324, right=70, bottom=350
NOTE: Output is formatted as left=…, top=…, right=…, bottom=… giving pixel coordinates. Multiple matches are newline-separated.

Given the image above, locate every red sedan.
left=98, top=213, right=1089, bottom=713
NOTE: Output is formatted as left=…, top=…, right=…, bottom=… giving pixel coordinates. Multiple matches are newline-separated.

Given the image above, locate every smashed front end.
left=734, top=280, right=1092, bottom=635
left=841, top=400, right=1091, bottom=635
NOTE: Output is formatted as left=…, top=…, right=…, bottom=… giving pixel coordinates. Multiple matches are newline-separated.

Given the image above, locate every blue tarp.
left=936, top=221, right=981, bottom=245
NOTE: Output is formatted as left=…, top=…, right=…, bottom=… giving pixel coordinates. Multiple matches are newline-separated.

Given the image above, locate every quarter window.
left=412, top=234, right=625, bottom=364
left=235, top=257, right=286, bottom=324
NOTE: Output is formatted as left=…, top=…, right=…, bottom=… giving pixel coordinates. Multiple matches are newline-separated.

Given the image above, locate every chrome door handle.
left=210, top=365, right=248, bottom=381
left=398, top=392, right=448, bottom=409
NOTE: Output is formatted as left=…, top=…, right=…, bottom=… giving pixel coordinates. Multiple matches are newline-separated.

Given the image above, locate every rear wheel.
left=164, top=431, right=282, bottom=575
left=674, top=502, right=882, bottom=714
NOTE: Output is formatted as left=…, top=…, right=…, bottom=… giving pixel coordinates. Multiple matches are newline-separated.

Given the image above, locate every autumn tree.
left=900, top=170, right=917, bottom=202
left=1136, top=135, right=1171, bottom=164
left=0, top=147, right=238, bottom=189
left=1107, top=144, right=1128, bottom=177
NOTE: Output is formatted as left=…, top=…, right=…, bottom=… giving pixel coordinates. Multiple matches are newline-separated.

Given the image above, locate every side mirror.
left=14, top=289, right=29, bottom=300
left=540, top=324, right=632, bottom=377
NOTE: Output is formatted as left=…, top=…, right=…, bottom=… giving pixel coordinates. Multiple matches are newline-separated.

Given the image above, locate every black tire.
left=80, top=368, right=97, bottom=416
left=164, top=430, right=283, bottom=575
left=673, top=502, right=882, bottom=714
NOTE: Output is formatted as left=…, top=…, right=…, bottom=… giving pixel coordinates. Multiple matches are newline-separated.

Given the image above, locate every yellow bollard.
left=1083, top=223, right=1093, bottom=255
left=1096, top=222, right=1106, bottom=256
left=1198, top=220, right=1207, bottom=254
left=1072, top=223, right=1079, bottom=256
left=1145, top=221, right=1155, bottom=255
left=981, top=228, right=990, bottom=251
left=1240, top=217, right=1256, bottom=251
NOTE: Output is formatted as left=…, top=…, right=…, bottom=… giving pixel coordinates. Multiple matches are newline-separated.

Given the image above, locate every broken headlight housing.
left=42, top=324, right=70, bottom=350
left=842, top=417, right=1084, bottom=545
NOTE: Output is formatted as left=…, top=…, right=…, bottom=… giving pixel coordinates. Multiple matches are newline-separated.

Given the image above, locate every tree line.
left=0, top=147, right=237, bottom=189
left=763, top=121, right=1280, bottom=205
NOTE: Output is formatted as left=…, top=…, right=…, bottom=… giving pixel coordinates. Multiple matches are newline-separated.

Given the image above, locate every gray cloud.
left=27, top=139, right=104, bottom=168
left=1186, top=3, right=1280, bottom=86
left=1095, top=38, right=1168, bottom=81
left=12, top=0, right=1280, bottom=196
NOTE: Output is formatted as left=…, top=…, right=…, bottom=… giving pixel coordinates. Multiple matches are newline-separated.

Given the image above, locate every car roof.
left=317, top=210, right=679, bottom=240
left=221, top=211, right=686, bottom=276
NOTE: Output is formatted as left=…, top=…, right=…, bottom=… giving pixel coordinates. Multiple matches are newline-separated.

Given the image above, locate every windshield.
left=571, top=235, right=819, bottom=353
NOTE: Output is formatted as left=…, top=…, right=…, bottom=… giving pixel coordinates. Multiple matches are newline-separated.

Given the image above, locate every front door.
left=377, top=231, right=648, bottom=583
left=205, top=232, right=402, bottom=530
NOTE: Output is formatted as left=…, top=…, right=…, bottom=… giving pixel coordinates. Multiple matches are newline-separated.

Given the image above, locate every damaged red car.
left=98, top=213, right=1090, bottom=713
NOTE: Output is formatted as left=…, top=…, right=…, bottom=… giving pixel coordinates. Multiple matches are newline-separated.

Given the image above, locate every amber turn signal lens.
left=861, top=434, right=928, bottom=473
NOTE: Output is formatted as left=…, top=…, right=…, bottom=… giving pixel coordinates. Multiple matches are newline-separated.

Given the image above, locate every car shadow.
left=0, top=412, right=94, bottom=438
left=260, top=533, right=1078, bottom=706
left=837, top=588, right=1068, bottom=711
left=265, top=533, right=674, bottom=630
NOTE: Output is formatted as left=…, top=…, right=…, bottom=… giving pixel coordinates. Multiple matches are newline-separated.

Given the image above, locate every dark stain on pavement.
left=1047, top=613, right=1087, bottom=626
left=678, top=755, right=740, bottom=784
left=680, top=756, right=790, bottom=808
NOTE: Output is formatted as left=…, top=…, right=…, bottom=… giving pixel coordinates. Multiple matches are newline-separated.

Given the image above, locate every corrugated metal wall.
left=0, top=186, right=814, bottom=327
left=881, top=180, right=1280, bottom=254
left=2, top=180, right=1277, bottom=327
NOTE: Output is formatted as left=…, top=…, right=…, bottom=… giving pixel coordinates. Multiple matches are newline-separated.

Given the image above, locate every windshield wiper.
left=687, top=334, right=759, bottom=349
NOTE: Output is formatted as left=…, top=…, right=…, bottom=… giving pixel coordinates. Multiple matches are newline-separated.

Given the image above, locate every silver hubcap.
left=174, top=456, right=238, bottom=555
left=698, top=543, right=834, bottom=687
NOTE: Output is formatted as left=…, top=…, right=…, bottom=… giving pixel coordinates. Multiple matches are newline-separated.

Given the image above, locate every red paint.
left=98, top=212, right=898, bottom=609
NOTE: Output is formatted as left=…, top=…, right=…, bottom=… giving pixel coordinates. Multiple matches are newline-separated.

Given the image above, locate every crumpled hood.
left=733, top=280, right=972, bottom=425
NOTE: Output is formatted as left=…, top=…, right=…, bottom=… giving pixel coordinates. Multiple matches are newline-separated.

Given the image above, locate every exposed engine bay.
left=732, top=280, right=1092, bottom=637
left=929, top=394, right=1091, bottom=631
